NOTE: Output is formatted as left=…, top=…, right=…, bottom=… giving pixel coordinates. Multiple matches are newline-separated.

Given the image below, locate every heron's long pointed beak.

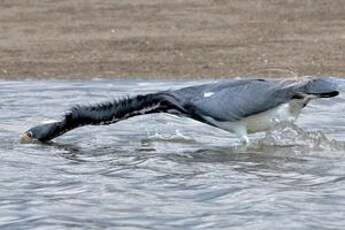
left=315, top=91, right=339, bottom=98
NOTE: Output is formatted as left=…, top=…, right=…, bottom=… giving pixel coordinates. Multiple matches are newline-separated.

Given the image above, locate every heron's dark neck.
left=25, top=93, right=185, bottom=142
left=36, top=120, right=74, bottom=142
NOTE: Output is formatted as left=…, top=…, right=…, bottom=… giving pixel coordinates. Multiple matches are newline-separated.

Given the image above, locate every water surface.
left=1, top=78, right=345, bottom=229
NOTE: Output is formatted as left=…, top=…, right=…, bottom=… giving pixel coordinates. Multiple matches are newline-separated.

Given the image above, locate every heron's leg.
left=240, top=136, right=250, bottom=145
left=233, top=125, right=249, bottom=145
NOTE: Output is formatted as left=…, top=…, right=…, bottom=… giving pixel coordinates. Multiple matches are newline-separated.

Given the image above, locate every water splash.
left=257, top=123, right=345, bottom=153
left=143, top=129, right=198, bottom=144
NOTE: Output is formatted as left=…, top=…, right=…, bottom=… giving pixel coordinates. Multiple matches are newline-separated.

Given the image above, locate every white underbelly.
left=241, top=103, right=296, bottom=133
left=203, top=102, right=302, bottom=134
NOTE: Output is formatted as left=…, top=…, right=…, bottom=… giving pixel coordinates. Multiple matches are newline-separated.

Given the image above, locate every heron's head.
left=304, top=78, right=339, bottom=98
left=20, top=122, right=61, bottom=143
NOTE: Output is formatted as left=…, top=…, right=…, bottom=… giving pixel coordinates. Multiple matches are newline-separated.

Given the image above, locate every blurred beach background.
left=0, top=0, right=344, bottom=80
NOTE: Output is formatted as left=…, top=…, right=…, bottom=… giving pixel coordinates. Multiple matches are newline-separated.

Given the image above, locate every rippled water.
left=1, top=78, right=345, bottom=229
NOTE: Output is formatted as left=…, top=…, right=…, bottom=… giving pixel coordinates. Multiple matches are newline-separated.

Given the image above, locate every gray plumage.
left=21, top=77, right=339, bottom=143
left=170, top=78, right=337, bottom=122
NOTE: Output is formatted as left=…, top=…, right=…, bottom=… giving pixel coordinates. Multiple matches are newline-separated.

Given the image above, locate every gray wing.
left=173, top=79, right=294, bottom=122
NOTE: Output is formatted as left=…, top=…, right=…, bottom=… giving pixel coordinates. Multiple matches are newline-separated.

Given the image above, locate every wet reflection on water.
left=1, top=79, right=345, bottom=229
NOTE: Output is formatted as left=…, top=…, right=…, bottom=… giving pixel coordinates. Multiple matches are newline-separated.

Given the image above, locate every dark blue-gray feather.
left=169, top=78, right=338, bottom=122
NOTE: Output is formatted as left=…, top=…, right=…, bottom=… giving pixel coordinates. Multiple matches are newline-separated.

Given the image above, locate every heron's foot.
left=240, top=136, right=250, bottom=145
left=233, top=125, right=249, bottom=146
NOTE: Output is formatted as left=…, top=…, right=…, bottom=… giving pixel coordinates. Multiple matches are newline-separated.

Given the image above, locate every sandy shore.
left=1, top=0, right=344, bottom=80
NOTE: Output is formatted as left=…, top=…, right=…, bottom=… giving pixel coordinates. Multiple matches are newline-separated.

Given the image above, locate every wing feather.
left=179, top=79, right=293, bottom=122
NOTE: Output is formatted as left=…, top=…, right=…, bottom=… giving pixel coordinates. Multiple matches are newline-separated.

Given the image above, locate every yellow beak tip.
left=20, top=132, right=33, bottom=144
